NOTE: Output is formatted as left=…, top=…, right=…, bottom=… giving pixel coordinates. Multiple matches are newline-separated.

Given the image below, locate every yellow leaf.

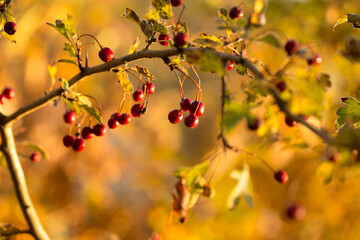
left=116, top=68, right=133, bottom=94
left=129, top=37, right=140, bottom=54
left=47, top=64, right=57, bottom=79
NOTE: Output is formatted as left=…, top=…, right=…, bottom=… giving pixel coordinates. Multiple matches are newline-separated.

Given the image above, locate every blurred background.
left=1, top=0, right=360, bottom=239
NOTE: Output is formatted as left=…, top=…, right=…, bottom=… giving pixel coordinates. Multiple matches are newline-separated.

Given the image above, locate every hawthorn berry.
left=72, top=137, right=86, bottom=152
left=2, top=88, right=15, bottom=100
left=180, top=98, right=191, bottom=112
left=0, top=94, right=6, bottom=104
left=133, top=89, right=144, bottom=102
left=173, top=32, right=189, bottom=47
left=81, top=126, right=94, bottom=139
left=284, top=40, right=298, bottom=56
left=63, top=111, right=76, bottom=124
left=110, top=112, right=121, bottom=120
left=229, top=7, right=244, bottom=19
left=287, top=204, right=306, bottom=220
left=118, top=113, right=132, bottom=125
left=108, top=118, right=119, bottom=129
left=63, top=135, right=75, bottom=147
left=98, top=47, right=114, bottom=62
left=274, top=170, right=289, bottom=184
left=184, top=114, right=199, bottom=128
left=92, top=123, right=106, bottom=136
left=328, top=151, right=340, bottom=163
left=158, top=34, right=170, bottom=46
left=131, top=104, right=143, bottom=117
left=189, top=101, right=205, bottom=117
left=247, top=118, right=261, bottom=131
left=4, top=22, right=17, bottom=35
left=168, top=109, right=183, bottom=124
left=142, top=82, right=155, bottom=95
left=307, top=54, right=322, bottom=66
left=285, top=115, right=296, bottom=127
left=171, top=0, right=183, bottom=7
left=276, top=81, right=287, bottom=92
left=226, top=61, right=234, bottom=71
left=30, top=152, right=41, bottom=163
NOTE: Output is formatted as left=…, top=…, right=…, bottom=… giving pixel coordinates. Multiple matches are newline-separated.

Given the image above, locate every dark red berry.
left=189, top=101, right=205, bottom=117
left=92, top=123, right=106, bottom=136
left=158, top=34, right=170, bottom=46
left=226, top=61, right=234, bottom=71
left=72, top=137, right=85, bottom=152
left=63, top=135, right=75, bottom=147
left=229, top=7, right=244, bottom=19
left=276, top=81, right=287, bottom=92
left=0, top=94, right=6, bottom=104
left=98, top=47, right=114, bottom=62
left=168, top=109, right=183, bottom=124
left=142, top=82, right=155, bottom=95
left=285, top=40, right=298, bottom=56
left=180, top=98, right=191, bottom=111
left=131, top=104, right=143, bottom=117
left=108, top=118, right=119, bottom=129
left=118, top=113, right=132, bottom=125
left=133, top=89, right=144, bottom=102
left=328, top=151, right=340, bottom=163
left=4, top=22, right=17, bottom=35
left=30, top=152, right=41, bottom=162
left=110, top=112, right=121, bottom=120
left=2, top=88, right=15, bottom=100
left=63, top=111, right=76, bottom=124
left=274, top=170, right=289, bottom=184
left=171, top=0, right=184, bottom=7
left=307, top=54, right=322, bottom=66
left=287, top=204, right=306, bottom=220
left=247, top=118, right=261, bottom=131
left=81, top=126, right=94, bottom=139
left=184, top=114, right=199, bottom=128
left=173, top=32, right=189, bottom=47
left=285, top=115, right=296, bottom=127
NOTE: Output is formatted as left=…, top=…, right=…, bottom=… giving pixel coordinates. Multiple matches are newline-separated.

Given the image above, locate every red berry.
left=72, top=137, right=85, bottom=152
left=328, top=151, right=340, bottom=163
left=180, top=98, right=191, bottom=111
left=110, top=112, right=121, bottom=120
left=131, top=104, right=144, bottom=117
left=4, top=22, right=17, bottom=35
left=63, top=111, right=76, bottom=124
left=63, top=135, right=75, bottom=147
left=92, top=123, right=106, bottom=136
left=274, top=170, right=289, bottom=184
left=168, top=109, right=183, bottom=124
left=98, top=47, right=114, bottom=62
left=171, top=0, right=184, bottom=7
left=142, top=82, right=155, bottom=95
left=189, top=101, right=205, bottom=117
left=173, top=32, right=189, bottom=47
left=276, top=81, right=287, bottom=92
left=0, top=94, right=6, bottom=104
left=118, top=113, right=132, bottom=125
left=2, top=88, right=15, bottom=100
left=307, top=54, right=322, bottom=66
left=226, top=61, right=234, bottom=71
left=284, top=40, right=298, bottom=55
left=184, top=114, right=199, bottom=128
left=287, top=204, right=306, bottom=220
left=81, top=126, right=94, bottom=139
left=158, top=34, right=170, bottom=46
left=247, top=118, right=261, bottom=131
left=229, top=7, right=244, bottom=19
left=30, top=152, right=41, bottom=162
left=133, top=89, right=144, bottom=102
left=108, top=118, right=119, bottom=129
left=285, top=115, right=296, bottom=127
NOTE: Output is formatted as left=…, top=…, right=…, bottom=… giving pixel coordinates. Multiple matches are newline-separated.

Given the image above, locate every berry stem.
left=174, top=70, right=185, bottom=99
left=126, top=69, right=147, bottom=85
left=78, top=33, right=103, bottom=50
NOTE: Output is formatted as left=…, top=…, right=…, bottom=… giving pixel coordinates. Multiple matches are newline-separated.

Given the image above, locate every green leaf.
left=236, top=64, right=247, bottom=76
left=151, top=0, right=172, bottom=20
left=21, top=141, right=49, bottom=160
left=133, top=65, right=155, bottom=79
left=146, top=7, right=160, bottom=21
left=46, top=19, right=71, bottom=42
left=221, top=102, right=251, bottom=133
left=254, top=32, right=282, bottom=48
left=148, top=19, right=168, bottom=35
left=63, top=98, right=80, bottom=113
left=333, top=14, right=360, bottom=30
left=217, top=8, right=229, bottom=21
left=195, top=51, right=225, bottom=76
left=63, top=42, right=77, bottom=57
left=59, top=78, right=70, bottom=93
left=116, top=69, right=134, bottom=94
left=193, top=33, right=222, bottom=48
left=227, top=162, right=253, bottom=210
left=122, top=8, right=141, bottom=24
left=335, top=97, right=360, bottom=130
left=129, top=37, right=140, bottom=54
left=58, top=59, right=78, bottom=66
left=80, top=104, right=102, bottom=123
left=173, top=160, right=210, bottom=192
left=64, top=13, right=77, bottom=39
left=140, top=20, right=155, bottom=38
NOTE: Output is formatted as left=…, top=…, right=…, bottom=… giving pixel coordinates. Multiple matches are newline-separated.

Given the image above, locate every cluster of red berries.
left=284, top=39, right=322, bottom=66
left=4, top=21, right=17, bottom=35
left=158, top=32, right=189, bottom=48
left=130, top=82, right=155, bottom=118
left=62, top=110, right=106, bottom=152
left=0, top=87, right=15, bottom=104
left=168, top=98, right=205, bottom=128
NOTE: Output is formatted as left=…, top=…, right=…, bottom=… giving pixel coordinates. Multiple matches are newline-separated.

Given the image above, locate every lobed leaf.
left=151, top=0, right=172, bottom=20
left=63, top=42, right=76, bottom=57
left=64, top=13, right=77, bottom=39
left=173, top=160, right=210, bottom=192
left=335, top=97, right=360, bottom=130
left=47, top=19, right=70, bottom=42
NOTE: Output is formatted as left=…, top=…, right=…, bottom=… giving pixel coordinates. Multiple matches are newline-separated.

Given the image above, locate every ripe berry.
left=284, top=40, right=298, bottom=56
left=133, top=89, right=144, bottom=102
left=131, top=104, right=144, bottom=117
left=92, top=123, right=106, bottom=136
left=173, top=32, right=189, bottom=47
left=285, top=115, right=296, bottom=127
left=168, top=109, right=183, bottom=124
left=229, top=7, right=244, bottom=19
left=276, top=81, right=287, bottom=92
left=307, top=54, right=322, bottom=66
left=4, top=22, right=17, bottom=35
left=328, top=151, right=340, bottom=163
left=226, top=61, right=234, bottom=71
left=72, top=137, right=85, bottom=152
left=118, top=113, right=132, bottom=125
left=81, top=126, right=94, bottom=139
left=189, top=101, right=205, bottom=117
left=30, top=152, right=41, bottom=162
left=0, top=94, right=6, bottom=104
left=63, top=135, right=75, bottom=147
left=110, top=112, right=121, bottom=120
left=274, top=170, right=289, bottom=184
left=247, top=118, right=261, bottom=131
left=108, top=118, right=119, bottom=129
left=287, top=204, right=306, bottom=220
left=184, top=114, right=199, bottom=128
left=98, top=47, right=114, bottom=62
left=142, top=82, right=155, bottom=95
left=158, top=34, right=170, bottom=46
left=180, top=98, right=191, bottom=111
left=2, top=88, right=15, bottom=100
left=63, top=111, right=76, bottom=124
left=171, top=0, right=184, bottom=7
